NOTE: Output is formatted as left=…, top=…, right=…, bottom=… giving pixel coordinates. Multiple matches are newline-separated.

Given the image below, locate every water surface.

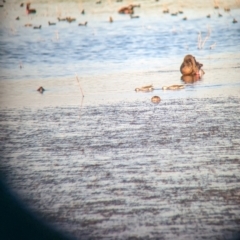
left=0, top=0, right=240, bottom=239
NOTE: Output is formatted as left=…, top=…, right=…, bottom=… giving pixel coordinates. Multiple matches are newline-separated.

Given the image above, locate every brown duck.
left=118, top=4, right=140, bottom=14
left=26, top=3, right=36, bottom=14
left=180, top=55, right=204, bottom=77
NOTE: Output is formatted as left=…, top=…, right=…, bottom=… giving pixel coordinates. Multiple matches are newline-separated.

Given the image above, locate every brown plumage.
left=180, top=55, right=203, bottom=76
left=118, top=4, right=140, bottom=14
left=26, top=3, right=36, bottom=14
left=37, top=86, right=45, bottom=93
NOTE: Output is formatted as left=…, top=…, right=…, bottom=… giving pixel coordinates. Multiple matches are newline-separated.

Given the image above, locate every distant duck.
left=206, top=14, right=211, bottom=18
left=33, top=25, right=41, bottom=29
left=218, top=13, right=222, bottom=17
left=37, top=86, right=45, bottom=93
left=214, top=5, right=219, bottom=9
left=151, top=96, right=161, bottom=103
left=135, top=85, right=154, bottom=92
left=78, top=21, right=87, bottom=26
left=178, top=10, right=183, bottom=14
left=162, top=85, right=185, bottom=90
left=130, top=14, right=139, bottom=19
left=57, top=17, right=66, bottom=21
left=66, top=17, right=76, bottom=23
left=118, top=5, right=134, bottom=14
left=96, top=0, right=101, bottom=4
left=109, top=16, right=113, bottom=23
left=116, top=0, right=123, bottom=2
left=20, top=3, right=24, bottom=7
left=48, top=21, right=56, bottom=26
left=16, top=16, right=20, bottom=20
left=26, top=3, right=36, bottom=14
left=233, top=18, right=238, bottom=23
left=183, top=17, right=187, bottom=20
left=24, top=23, right=32, bottom=27
left=118, top=4, right=140, bottom=14
left=163, top=9, right=169, bottom=13
left=81, top=9, right=85, bottom=14
left=171, top=12, right=178, bottom=16
left=224, top=7, right=230, bottom=12
left=180, top=54, right=204, bottom=77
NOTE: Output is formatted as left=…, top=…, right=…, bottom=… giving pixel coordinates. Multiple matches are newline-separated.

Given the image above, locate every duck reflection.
left=181, top=74, right=201, bottom=83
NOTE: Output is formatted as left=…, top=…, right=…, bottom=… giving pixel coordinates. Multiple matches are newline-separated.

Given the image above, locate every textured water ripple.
left=0, top=97, right=240, bottom=239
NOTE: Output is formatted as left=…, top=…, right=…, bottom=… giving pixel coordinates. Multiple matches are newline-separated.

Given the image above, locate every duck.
left=81, top=9, right=85, bottom=14
left=163, top=9, right=169, bottom=14
left=224, top=7, right=230, bottom=12
left=118, top=5, right=134, bottom=14
left=37, top=86, right=45, bottom=93
left=151, top=96, right=161, bottom=103
left=180, top=54, right=204, bottom=77
left=130, top=14, right=140, bottom=19
left=233, top=18, right=238, bottom=24
left=33, top=25, right=41, bottom=29
left=16, top=16, right=20, bottom=20
left=183, top=17, right=187, bottom=20
left=57, top=17, right=66, bottom=21
left=206, top=14, right=211, bottom=18
left=78, top=21, right=87, bottom=26
left=66, top=17, right=76, bottom=23
left=135, top=85, right=154, bottom=92
left=20, top=3, right=24, bottom=7
left=109, top=16, right=113, bottom=23
left=24, top=23, right=32, bottom=27
left=162, top=85, right=185, bottom=90
left=48, top=21, right=56, bottom=26
left=26, top=3, right=36, bottom=14
left=118, top=4, right=140, bottom=14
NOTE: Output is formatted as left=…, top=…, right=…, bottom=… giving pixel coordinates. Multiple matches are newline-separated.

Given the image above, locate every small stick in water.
left=75, top=74, right=84, bottom=97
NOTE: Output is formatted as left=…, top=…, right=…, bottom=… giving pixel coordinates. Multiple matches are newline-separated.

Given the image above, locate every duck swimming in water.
left=180, top=55, right=204, bottom=77
left=135, top=85, right=154, bottom=92
left=48, top=21, right=56, bottom=26
left=37, top=86, right=45, bottom=93
left=78, top=21, right=87, bottom=26
left=118, top=4, right=140, bottom=14
left=33, top=25, right=41, bottom=29
left=26, top=3, right=36, bottom=14
left=162, top=85, right=185, bottom=90
left=151, top=96, right=161, bottom=103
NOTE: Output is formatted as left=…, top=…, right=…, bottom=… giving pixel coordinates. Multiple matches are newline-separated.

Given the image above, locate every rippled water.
left=0, top=0, right=240, bottom=239
left=0, top=0, right=240, bottom=80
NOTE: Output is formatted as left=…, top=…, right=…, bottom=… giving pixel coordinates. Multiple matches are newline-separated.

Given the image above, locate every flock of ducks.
left=37, top=54, right=203, bottom=104
left=10, top=1, right=237, bottom=29
left=134, top=54, right=204, bottom=104
left=9, top=3, right=227, bottom=102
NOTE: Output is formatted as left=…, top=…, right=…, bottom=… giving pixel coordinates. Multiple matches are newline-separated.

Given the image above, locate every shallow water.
left=0, top=0, right=240, bottom=239
left=1, top=98, right=240, bottom=239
